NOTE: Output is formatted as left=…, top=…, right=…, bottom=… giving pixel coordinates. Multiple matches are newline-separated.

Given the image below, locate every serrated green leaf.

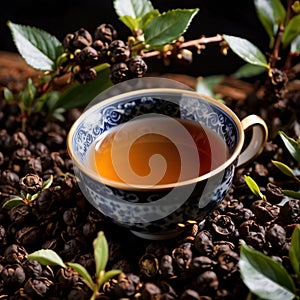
left=93, top=231, right=108, bottom=276
left=239, top=242, right=296, bottom=300
left=2, top=197, right=24, bottom=210
left=278, top=131, right=300, bottom=164
left=253, top=0, right=286, bottom=47
left=67, top=262, right=94, bottom=290
left=291, top=34, right=300, bottom=54
left=223, top=35, right=269, bottom=68
left=144, top=8, right=199, bottom=47
left=289, top=225, right=300, bottom=277
left=282, top=14, right=300, bottom=48
left=114, top=0, right=154, bottom=19
left=7, top=21, right=63, bottom=71
left=232, top=63, right=267, bottom=79
left=28, top=249, right=66, bottom=268
left=196, top=75, right=224, bottom=97
left=3, top=88, right=14, bottom=102
left=98, top=269, right=122, bottom=287
left=272, top=160, right=296, bottom=178
left=54, top=64, right=112, bottom=109
left=244, top=175, right=264, bottom=199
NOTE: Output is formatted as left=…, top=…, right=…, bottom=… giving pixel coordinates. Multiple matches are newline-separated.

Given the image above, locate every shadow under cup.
left=68, top=89, right=247, bottom=240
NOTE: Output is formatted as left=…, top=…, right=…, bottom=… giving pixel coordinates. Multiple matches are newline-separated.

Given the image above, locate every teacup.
left=67, top=78, right=268, bottom=240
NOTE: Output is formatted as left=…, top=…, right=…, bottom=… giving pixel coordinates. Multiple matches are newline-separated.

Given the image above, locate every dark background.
left=0, top=0, right=269, bottom=76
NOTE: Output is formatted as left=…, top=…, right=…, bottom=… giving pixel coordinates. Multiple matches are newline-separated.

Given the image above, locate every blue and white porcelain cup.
left=67, top=78, right=268, bottom=240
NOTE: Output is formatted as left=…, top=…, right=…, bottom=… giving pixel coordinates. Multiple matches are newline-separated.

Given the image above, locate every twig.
left=141, top=34, right=223, bottom=59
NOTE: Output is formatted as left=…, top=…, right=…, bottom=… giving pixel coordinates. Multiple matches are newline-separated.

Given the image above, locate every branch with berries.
left=3, top=0, right=300, bottom=132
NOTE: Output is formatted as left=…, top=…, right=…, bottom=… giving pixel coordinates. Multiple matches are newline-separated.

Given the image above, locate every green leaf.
left=41, top=175, right=53, bottom=190
left=239, top=242, right=296, bottom=300
left=144, top=8, right=199, bottom=47
left=119, top=16, right=139, bottom=32
left=46, top=91, right=62, bottom=110
left=196, top=75, right=224, bottom=98
left=119, top=9, right=160, bottom=32
left=7, top=21, right=63, bottom=71
left=272, top=160, right=297, bottom=178
left=3, top=88, right=14, bottom=102
left=2, top=197, right=24, bottom=210
left=232, top=63, right=267, bottom=79
left=19, top=78, right=37, bottom=109
left=278, top=131, right=300, bottom=164
left=223, top=35, right=269, bottom=68
left=34, top=91, right=61, bottom=113
left=139, top=9, right=160, bottom=30
left=282, top=14, right=300, bottom=48
left=98, top=269, right=122, bottom=287
left=54, top=64, right=112, bottom=109
left=114, top=0, right=154, bottom=19
left=93, top=231, right=109, bottom=276
left=52, top=108, right=66, bottom=122
left=289, top=225, right=300, bottom=278
left=27, top=249, right=66, bottom=268
left=244, top=175, right=264, bottom=199
left=282, top=189, right=300, bottom=199
left=253, top=0, right=286, bottom=47
left=67, top=262, right=94, bottom=290
left=291, top=34, right=300, bottom=54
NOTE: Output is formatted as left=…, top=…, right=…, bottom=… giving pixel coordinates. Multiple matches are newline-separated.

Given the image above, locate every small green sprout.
left=27, top=231, right=122, bottom=300
left=1, top=175, right=55, bottom=210
left=244, top=175, right=266, bottom=200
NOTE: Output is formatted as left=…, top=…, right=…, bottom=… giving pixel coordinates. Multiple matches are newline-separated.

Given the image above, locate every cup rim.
left=67, top=88, right=244, bottom=191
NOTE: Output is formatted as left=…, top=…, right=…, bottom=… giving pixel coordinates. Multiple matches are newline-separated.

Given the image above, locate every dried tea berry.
left=194, top=230, right=214, bottom=256
left=194, top=270, right=219, bottom=295
left=139, top=253, right=159, bottom=277
left=64, top=28, right=93, bottom=52
left=142, top=282, right=161, bottom=299
left=19, top=173, right=43, bottom=194
left=110, top=62, right=129, bottom=83
left=265, top=182, right=284, bottom=204
left=75, top=46, right=99, bottom=66
left=1, top=263, right=26, bottom=289
left=160, top=254, right=174, bottom=277
left=266, top=223, right=286, bottom=250
left=109, top=39, right=130, bottom=63
left=94, top=23, right=118, bottom=43
left=74, top=67, right=97, bottom=83
left=250, top=199, right=280, bottom=223
left=127, top=56, right=148, bottom=78
left=278, top=199, right=300, bottom=223
left=172, top=243, right=193, bottom=269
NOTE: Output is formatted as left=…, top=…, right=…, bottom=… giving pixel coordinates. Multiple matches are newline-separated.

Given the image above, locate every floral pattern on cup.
left=70, top=93, right=238, bottom=236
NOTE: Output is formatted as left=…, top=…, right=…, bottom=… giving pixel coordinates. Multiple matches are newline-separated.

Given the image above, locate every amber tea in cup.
left=88, top=115, right=228, bottom=187
left=67, top=78, right=268, bottom=239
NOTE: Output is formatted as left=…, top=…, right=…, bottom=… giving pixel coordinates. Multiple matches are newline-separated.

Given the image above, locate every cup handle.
left=237, top=114, right=268, bottom=167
